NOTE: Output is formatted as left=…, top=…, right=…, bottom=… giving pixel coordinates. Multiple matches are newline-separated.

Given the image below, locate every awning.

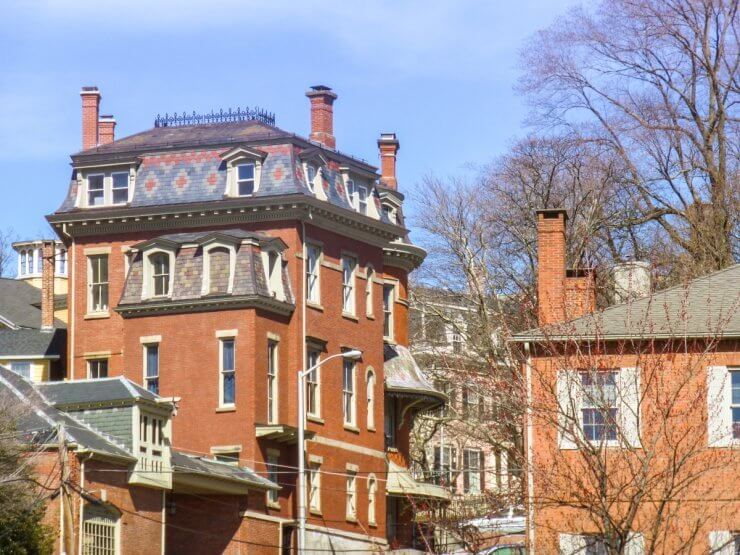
left=386, top=461, right=450, bottom=501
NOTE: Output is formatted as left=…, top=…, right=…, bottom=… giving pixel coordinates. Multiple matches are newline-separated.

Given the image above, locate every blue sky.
left=0, top=0, right=578, bottom=244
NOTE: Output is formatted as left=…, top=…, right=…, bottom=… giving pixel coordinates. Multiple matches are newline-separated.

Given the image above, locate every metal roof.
left=384, top=343, right=446, bottom=401
left=513, top=264, right=740, bottom=342
left=38, top=376, right=160, bottom=407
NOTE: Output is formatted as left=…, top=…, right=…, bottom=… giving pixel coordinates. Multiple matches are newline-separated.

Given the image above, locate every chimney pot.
left=40, top=241, right=56, bottom=331
left=377, top=133, right=400, bottom=189
left=80, top=86, right=101, bottom=150
left=306, top=85, right=337, bottom=150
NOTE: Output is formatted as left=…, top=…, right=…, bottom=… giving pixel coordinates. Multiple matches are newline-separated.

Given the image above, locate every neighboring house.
left=512, top=209, right=740, bottom=553
left=0, top=365, right=278, bottom=555
left=41, top=85, right=445, bottom=553
left=409, top=288, right=522, bottom=552
left=0, top=241, right=67, bottom=381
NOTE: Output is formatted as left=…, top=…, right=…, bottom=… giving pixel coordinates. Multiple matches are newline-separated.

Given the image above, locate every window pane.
left=223, top=373, right=235, bottom=405
left=733, top=407, right=740, bottom=439
left=732, top=371, right=740, bottom=404
left=88, top=175, right=105, bottom=206
left=10, top=362, right=31, bottom=379
left=237, top=164, right=254, bottom=180
left=146, top=345, right=159, bottom=377
left=222, top=340, right=234, bottom=371
left=112, top=173, right=129, bottom=204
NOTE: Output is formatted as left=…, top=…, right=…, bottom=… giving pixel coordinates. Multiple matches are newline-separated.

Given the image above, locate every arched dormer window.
left=366, top=368, right=376, bottom=430
left=202, top=243, right=236, bottom=296
left=261, top=247, right=285, bottom=301
left=142, top=248, right=175, bottom=299
left=221, top=146, right=266, bottom=198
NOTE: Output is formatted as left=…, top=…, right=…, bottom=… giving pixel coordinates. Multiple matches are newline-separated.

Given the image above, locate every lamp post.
left=297, top=349, right=362, bottom=553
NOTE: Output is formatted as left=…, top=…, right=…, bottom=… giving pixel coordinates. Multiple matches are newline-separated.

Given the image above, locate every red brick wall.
left=536, top=210, right=567, bottom=326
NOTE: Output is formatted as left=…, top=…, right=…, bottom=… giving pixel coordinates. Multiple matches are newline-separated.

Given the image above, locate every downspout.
left=300, top=213, right=309, bottom=542
left=161, top=490, right=166, bottom=555
left=524, top=342, right=535, bottom=553
left=79, top=453, right=93, bottom=555
left=61, top=223, right=75, bottom=380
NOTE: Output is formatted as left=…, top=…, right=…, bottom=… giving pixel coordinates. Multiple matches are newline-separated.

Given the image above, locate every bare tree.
left=0, top=228, right=15, bottom=278
left=519, top=0, right=740, bottom=277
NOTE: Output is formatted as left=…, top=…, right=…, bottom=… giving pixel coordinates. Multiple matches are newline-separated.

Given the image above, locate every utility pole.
left=58, top=423, right=74, bottom=555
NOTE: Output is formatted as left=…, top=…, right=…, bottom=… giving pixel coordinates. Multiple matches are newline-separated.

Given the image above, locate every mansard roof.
left=384, top=343, right=446, bottom=405
left=118, top=229, right=295, bottom=317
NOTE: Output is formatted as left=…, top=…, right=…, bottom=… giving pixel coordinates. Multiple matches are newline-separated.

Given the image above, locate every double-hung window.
left=236, top=163, right=255, bottom=196
left=357, top=185, right=368, bottom=215
left=732, top=370, right=740, bottom=439
left=341, top=256, right=356, bottom=315
left=88, top=255, right=109, bottom=313
left=343, top=359, right=356, bottom=426
left=345, top=469, right=357, bottom=520
left=111, top=172, right=129, bottom=205
left=367, top=476, right=377, bottom=525
left=267, top=340, right=279, bottom=423
left=433, top=446, right=456, bottom=489
left=581, top=371, right=618, bottom=442
left=150, top=253, right=170, bottom=297
left=346, top=179, right=356, bottom=208
left=220, top=339, right=235, bottom=406
left=87, top=174, right=105, bottom=206
left=88, top=359, right=108, bottom=379
left=383, top=284, right=394, bottom=340
left=144, top=344, right=159, bottom=394
left=306, top=349, right=320, bottom=417
left=267, top=451, right=280, bottom=505
left=365, top=267, right=375, bottom=317
left=306, top=244, right=321, bottom=304
left=463, top=449, right=483, bottom=494
left=56, top=248, right=67, bottom=276
left=308, top=462, right=321, bottom=513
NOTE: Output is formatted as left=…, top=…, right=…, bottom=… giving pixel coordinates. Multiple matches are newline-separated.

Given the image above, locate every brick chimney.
left=81, top=86, right=101, bottom=150
left=537, top=209, right=568, bottom=326
left=98, top=115, right=116, bottom=145
left=306, top=85, right=337, bottom=149
left=378, top=133, right=399, bottom=189
left=536, top=208, right=596, bottom=326
left=40, top=241, right=55, bottom=331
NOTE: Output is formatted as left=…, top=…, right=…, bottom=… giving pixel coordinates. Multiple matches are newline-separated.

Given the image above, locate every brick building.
left=43, top=85, right=446, bottom=553
left=512, top=209, right=740, bottom=553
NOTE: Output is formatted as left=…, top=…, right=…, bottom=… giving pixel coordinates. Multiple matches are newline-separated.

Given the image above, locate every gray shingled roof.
left=0, top=278, right=66, bottom=329
left=513, top=264, right=740, bottom=342
left=39, top=376, right=159, bottom=407
left=384, top=343, right=446, bottom=401
left=171, top=450, right=279, bottom=491
left=0, top=366, right=134, bottom=461
left=0, top=328, right=65, bottom=357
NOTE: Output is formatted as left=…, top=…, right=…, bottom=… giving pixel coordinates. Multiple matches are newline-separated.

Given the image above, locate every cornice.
left=383, top=242, right=427, bottom=272
left=48, top=197, right=405, bottom=248
left=115, top=294, right=295, bottom=319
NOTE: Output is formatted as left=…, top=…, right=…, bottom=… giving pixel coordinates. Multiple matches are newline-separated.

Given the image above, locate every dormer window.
left=357, top=185, right=368, bottom=215
left=262, top=248, right=285, bottom=301
left=150, top=253, right=170, bottom=297
left=83, top=170, right=133, bottom=207
left=88, top=174, right=105, bottom=206
left=201, top=243, right=236, bottom=296
left=382, top=203, right=397, bottom=224
left=237, top=163, right=255, bottom=196
left=306, top=165, right=317, bottom=188
left=346, top=179, right=356, bottom=208
left=112, top=172, right=130, bottom=205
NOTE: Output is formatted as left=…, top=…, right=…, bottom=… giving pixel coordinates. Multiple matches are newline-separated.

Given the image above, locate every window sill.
left=84, top=312, right=110, bottom=320
left=307, top=415, right=324, bottom=425
left=367, top=426, right=376, bottom=433
left=343, top=424, right=360, bottom=434
left=369, top=522, right=377, bottom=528
left=307, top=302, right=324, bottom=312
left=215, top=406, right=236, bottom=413
left=266, top=501, right=281, bottom=510
left=309, top=509, right=323, bottom=516
left=342, top=313, right=359, bottom=322
left=366, top=314, right=375, bottom=320
left=345, top=516, right=358, bottom=523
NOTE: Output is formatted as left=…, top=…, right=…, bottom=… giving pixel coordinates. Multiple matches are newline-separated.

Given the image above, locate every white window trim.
left=708, top=365, right=740, bottom=447
left=345, top=465, right=358, bottom=520
left=82, top=504, right=121, bottom=555
left=266, top=449, right=281, bottom=507
left=365, top=265, right=375, bottom=318
left=366, top=368, right=376, bottom=431
left=81, top=167, right=135, bottom=208
left=306, top=349, right=322, bottom=418
left=261, top=248, right=286, bottom=301
left=305, top=243, right=322, bottom=305
left=341, top=254, right=357, bottom=316
left=367, top=473, right=378, bottom=526
left=110, top=170, right=131, bottom=206
left=87, top=254, right=109, bottom=315
left=267, top=339, right=279, bottom=424
left=201, top=242, right=237, bottom=295
left=87, top=358, right=109, bottom=379
left=142, top=341, right=160, bottom=394
left=383, top=281, right=396, bottom=341
left=225, top=155, right=263, bottom=198
left=218, top=337, right=236, bottom=408
left=343, top=359, right=357, bottom=427
left=308, top=461, right=322, bottom=514
left=142, top=248, right=176, bottom=300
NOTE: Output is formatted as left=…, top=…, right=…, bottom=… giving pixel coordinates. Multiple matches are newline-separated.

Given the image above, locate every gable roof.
left=0, top=278, right=66, bottom=329
left=0, top=366, right=134, bottom=461
left=0, top=328, right=65, bottom=358
left=38, top=376, right=160, bottom=408
left=512, top=264, right=740, bottom=342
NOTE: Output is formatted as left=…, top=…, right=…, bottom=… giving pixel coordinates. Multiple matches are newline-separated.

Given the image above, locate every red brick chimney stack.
left=98, top=115, right=116, bottom=145
left=536, top=209, right=568, bottom=326
left=40, top=241, right=55, bottom=331
left=377, top=133, right=400, bottom=189
left=81, top=86, right=101, bottom=150
left=306, top=85, right=337, bottom=150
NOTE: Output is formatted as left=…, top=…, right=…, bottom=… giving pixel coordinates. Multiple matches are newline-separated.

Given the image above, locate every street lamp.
left=297, top=349, right=362, bottom=553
